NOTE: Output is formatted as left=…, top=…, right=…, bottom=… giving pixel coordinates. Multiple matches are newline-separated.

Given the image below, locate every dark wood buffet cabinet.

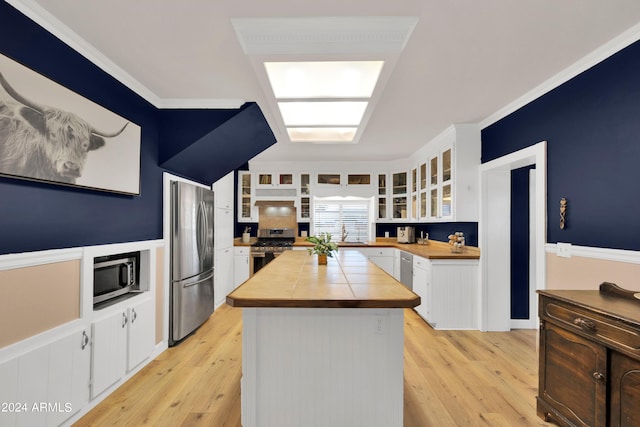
left=537, top=284, right=640, bottom=427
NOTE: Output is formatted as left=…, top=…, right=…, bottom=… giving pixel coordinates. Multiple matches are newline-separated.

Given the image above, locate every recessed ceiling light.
left=288, top=127, right=357, bottom=143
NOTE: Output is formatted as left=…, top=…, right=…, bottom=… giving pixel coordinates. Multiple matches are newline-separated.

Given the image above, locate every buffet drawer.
left=542, top=298, right=640, bottom=356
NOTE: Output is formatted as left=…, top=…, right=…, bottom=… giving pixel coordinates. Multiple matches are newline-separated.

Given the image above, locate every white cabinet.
left=391, top=171, right=409, bottom=220
left=315, top=173, right=373, bottom=198
left=47, top=329, right=92, bottom=426
left=91, top=310, right=127, bottom=399
left=298, top=173, right=311, bottom=222
left=376, top=173, right=388, bottom=220
left=418, top=161, right=428, bottom=220
left=359, top=247, right=395, bottom=276
left=0, top=327, right=91, bottom=427
left=234, top=247, right=250, bottom=288
left=215, top=247, right=234, bottom=307
left=412, top=256, right=430, bottom=321
left=428, top=148, right=453, bottom=221
left=416, top=124, right=480, bottom=222
left=238, top=171, right=256, bottom=222
left=393, top=249, right=401, bottom=281
left=214, top=171, right=235, bottom=249
left=410, top=166, right=419, bottom=221
left=256, top=172, right=296, bottom=188
left=213, top=171, right=234, bottom=210
left=412, top=256, right=479, bottom=330
left=214, top=171, right=235, bottom=306
left=91, top=297, right=154, bottom=399
left=127, top=297, right=155, bottom=372
left=214, top=208, right=234, bottom=250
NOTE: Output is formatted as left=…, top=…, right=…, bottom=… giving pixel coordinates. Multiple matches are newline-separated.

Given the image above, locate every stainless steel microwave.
left=93, top=251, right=140, bottom=306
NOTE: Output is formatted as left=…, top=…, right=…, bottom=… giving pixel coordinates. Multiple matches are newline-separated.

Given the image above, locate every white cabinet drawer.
left=234, top=247, right=250, bottom=256
left=362, top=247, right=394, bottom=257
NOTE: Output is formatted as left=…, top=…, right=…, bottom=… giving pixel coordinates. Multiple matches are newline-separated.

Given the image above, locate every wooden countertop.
left=226, top=249, right=421, bottom=309
left=234, top=237, right=480, bottom=260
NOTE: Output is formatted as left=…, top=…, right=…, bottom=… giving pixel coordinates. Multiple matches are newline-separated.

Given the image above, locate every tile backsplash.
left=258, top=206, right=297, bottom=234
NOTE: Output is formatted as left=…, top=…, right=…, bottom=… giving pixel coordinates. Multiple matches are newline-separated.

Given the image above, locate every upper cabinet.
left=213, top=171, right=234, bottom=211
left=411, top=167, right=418, bottom=221
left=416, top=124, right=480, bottom=222
left=316, top=173, right=372, bottom=188
left=256, top=172, right=296, bottom=188
left=377, top=173, right=387, bottom=220
left=238, top=171, right=256, bottom=222
left=298, top=173, right=311, bottom=222
left=428, top=147, right=453, bottom=221
left=419, top=162, right=428, bottom=219
left=391, top=171, right=408, bottom=220
left=243, top=126, right=479, bottom=223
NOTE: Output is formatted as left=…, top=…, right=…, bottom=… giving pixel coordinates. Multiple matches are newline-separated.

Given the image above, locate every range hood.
left=254, top=200, right=295, bottom=207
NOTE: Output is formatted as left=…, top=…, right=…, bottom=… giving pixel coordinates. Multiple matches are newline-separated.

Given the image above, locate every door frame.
left=478, top=141, right=546, bottom=331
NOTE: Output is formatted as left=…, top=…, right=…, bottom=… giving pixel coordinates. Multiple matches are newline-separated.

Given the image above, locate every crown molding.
left=5, top=0, right=243, bottom=110
left=480, top=21, right=640, bottom=129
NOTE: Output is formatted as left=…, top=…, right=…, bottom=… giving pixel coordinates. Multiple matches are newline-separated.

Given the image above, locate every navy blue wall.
left=511, top=166, right=534, bottom=319
left=482, top=40, right=640, bottom=251
left=0, top=4, right=269, bottom=255
left=0, top=3, right=163, bottom=255
left=376, top=222, right=478, bottom=247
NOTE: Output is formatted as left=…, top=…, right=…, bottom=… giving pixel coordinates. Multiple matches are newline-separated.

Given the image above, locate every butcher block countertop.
left=234, top=237, right=480, bottom=260
left=226, top=249, right=421, bottom=309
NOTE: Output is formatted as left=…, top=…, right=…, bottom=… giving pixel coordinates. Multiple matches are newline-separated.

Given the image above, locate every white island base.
left=240, top=307, right=405, bottom=427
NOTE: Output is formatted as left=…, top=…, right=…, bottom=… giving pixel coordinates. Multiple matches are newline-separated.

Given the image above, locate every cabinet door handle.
left=81, top=330, right=89, bottom=350
left=573, top=317, right=597, bottom=332
left=122, top=312, right=128, bottom=328
left=592, top=371, right=605, bottom=382
left=132, top=308, right=137, bottom=323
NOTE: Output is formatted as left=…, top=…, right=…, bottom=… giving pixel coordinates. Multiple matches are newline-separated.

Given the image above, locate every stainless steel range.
left=251, top=228, right=295, bottom=274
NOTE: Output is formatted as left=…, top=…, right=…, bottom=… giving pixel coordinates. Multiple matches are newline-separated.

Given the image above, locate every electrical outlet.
left=557, top=242, right=572, bottom=258
left=374, top=314, right=385, bottom=335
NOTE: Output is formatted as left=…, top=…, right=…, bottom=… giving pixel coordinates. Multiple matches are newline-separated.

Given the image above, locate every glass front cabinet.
left=298, top=173, right=311, bottom=222
left=411, top=167, right=418, bottom=220
left=377, top=173, right=388, bottom=220
left=391, top=171, right=408, bottom=219
left=256, top=172, right=295, bottom=188
left=428, top=147, right=453, bottom=221
left=238, top=171, right=255, bottom=222
left=419, top=162, right=428, bottom=219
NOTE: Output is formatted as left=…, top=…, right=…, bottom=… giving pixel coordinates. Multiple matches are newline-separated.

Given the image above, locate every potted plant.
left=306, top=232, right=338, bottom=265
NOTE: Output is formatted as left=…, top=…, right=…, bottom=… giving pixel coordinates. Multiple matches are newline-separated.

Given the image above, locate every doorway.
left=479, top=141, right=546, bottom=331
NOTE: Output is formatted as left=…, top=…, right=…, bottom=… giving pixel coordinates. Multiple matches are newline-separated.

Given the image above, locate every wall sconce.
left=560, top=198, right=567, bottom=229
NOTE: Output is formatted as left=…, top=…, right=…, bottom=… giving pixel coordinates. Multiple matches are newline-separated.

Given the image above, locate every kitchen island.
left=226, top=249, right=419, bottom=427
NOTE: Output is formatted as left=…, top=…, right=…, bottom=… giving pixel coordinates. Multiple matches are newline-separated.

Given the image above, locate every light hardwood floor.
left=76, top=305, right=551, bottom=426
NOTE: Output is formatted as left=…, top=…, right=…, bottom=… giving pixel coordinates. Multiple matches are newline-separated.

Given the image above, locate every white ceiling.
left=11, top=0, right=640, bottom=163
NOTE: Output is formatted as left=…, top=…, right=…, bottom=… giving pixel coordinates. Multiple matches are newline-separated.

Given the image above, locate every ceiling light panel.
left=278, top=101, right=368, bottom=126
left=287, top=127, right=357, bottom=143
left=265, top=61, right=384, bottom=98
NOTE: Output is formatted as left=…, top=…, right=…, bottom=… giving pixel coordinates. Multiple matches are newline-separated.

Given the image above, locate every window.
left=312, top=197, right=372, bottom=243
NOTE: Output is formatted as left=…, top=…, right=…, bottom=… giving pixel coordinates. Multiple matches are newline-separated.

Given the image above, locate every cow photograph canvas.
left=0, top=53, right=141, bottom=195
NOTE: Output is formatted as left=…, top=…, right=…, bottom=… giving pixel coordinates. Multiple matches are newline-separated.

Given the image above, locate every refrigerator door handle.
left=196, top=201, right=205, bottom=259
left=182, top=271, right=214, bottom=288
left=202, top=200, right=211, bottom=259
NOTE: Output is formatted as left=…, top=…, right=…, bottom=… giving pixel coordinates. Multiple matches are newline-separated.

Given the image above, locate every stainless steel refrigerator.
left=170, top=181, right=215, bottom=346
